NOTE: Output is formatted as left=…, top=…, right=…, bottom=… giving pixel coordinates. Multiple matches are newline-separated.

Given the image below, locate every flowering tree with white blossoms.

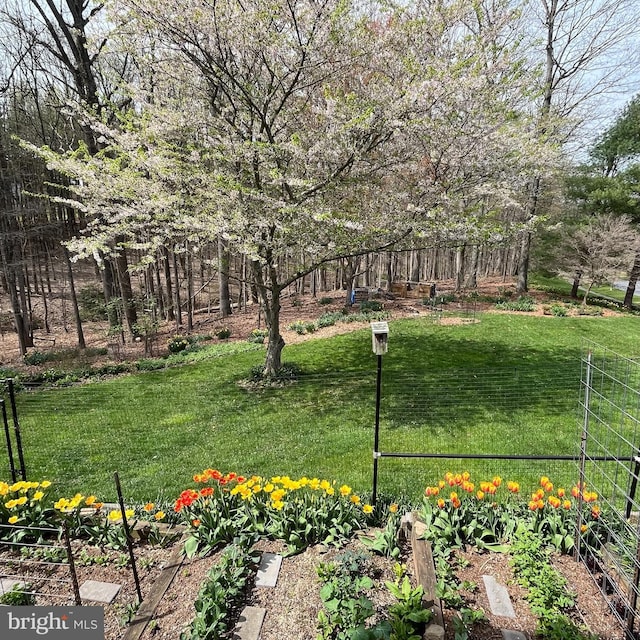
left=31, top=0, right=557, bottom=376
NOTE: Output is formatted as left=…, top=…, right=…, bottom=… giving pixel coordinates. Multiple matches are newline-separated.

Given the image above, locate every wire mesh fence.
left=0, top=523, right=81, bottom=605
left=574, top=342, right=640, bottom=638
left=2, top=356, right=584, bottom=501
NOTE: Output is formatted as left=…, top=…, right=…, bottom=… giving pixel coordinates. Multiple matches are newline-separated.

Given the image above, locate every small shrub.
left=78, top=285, right=108, bottom=321
left=549, top=304, right=567, bottom=317
left=136, top=358, right=167, bottom=372
left=305, top=322, right=317, bottom=333
left=317, top=312, right=342, bottom=328
left=495, top=296, right=536, bottom=312
left=288, top=320, right=308, bottom=335
left=318, top=296, right=333, bottom=305
left=215, top=327, right=232, bottom=340
left=167, top=335, right=190, bottom=353
left=95, top=363, right=132, bottom=377
left=23, top=351, right=49, bottom=366
left=577, top=306, right=603, bottom=316
left=247, top=328, right=269, bottom=344
left=0, top=584, right=35, bottom=606
left=360, top=300, right=383, bottom=313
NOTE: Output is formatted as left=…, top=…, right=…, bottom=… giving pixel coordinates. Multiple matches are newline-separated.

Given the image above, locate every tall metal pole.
left=6, top=379, right=26, bottom=480
left=575, top=350, right=592, bottom=561
left=372, top=354, right=382, bottom=506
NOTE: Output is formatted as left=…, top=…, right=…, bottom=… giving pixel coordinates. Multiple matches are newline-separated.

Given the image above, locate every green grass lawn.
left=9, top=312, right=640, bottom=503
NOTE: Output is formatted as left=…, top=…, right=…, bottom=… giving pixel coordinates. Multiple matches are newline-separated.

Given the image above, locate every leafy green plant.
left=495, top=296, right=536, bottom=312
left=168, top=335, right=190, bottom=353
left=360, top=300, right=383, bottom=313
left=182, top=538, right=258, bottom=640
left=247, top=328, right=268, bottom=343
left=316, top=551, right=376, bottom=640
left=385, top=566, right=432, bottom=639
left=509, top=529, right=593, bottom=637
left=319, top=297, right=333, bottom=305
left=78, top=285, right=108, bottom=321
left=451, top=607, right=487, bottom=640
left=359, top=507, right=402, bottom=559
left=288, top=320, right=309, bottom=335
left=214, top=327, right=231, bottom=340
left=0, top=583, right=35, bottom=606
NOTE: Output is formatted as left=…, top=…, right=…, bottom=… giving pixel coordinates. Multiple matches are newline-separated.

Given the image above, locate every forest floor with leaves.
left=0, top=276, right=622, bottom=372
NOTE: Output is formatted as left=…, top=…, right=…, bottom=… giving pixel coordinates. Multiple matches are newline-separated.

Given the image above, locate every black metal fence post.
left=63, top=522, right=82, bottom=605
left=1, top=398, right=17, bottom=482
left=6, top=379, right=26, bottom=480
left=372, top=354, right=382, bottom=506
left=113, top=472, right=143, bottom=603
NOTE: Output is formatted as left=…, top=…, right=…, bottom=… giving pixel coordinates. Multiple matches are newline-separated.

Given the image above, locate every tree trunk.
left=516, top=230, right=532, bottom=293
left=218, top=236, right=232, bottom=317
left=455, top=245, right=465, bottom=292
left=172, top=248, right=183, bottom=329
left=570, top=270, right=582, bottom=298
left=64, top=247, right=85, bottom=349
left=115, top=250, right=138, bottom=337
left=465, top=244, right=479, bottom=289
left=162, top=246, right=175, bottom=321
left=623, top=251, right=640, bottom=309
left=252, top=259, right=284, bottom=376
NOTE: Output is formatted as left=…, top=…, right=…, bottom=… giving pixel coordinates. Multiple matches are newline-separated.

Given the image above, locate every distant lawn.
left=9, top=312, right=640, bottom=503
left=529, top=272, right=640, bottom=305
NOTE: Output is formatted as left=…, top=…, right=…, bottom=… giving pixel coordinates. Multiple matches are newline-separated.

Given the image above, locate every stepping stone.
left=501, top=631, right=527, bottom=640
left=79, top=580, right=121, bottom=604
left=255, top=552, right=282, bottom=587
left=482, top=575, right=516, bottom=618
left=233, top=606, right=266, bottom=640
left=0, top=578, right=25, bottom=594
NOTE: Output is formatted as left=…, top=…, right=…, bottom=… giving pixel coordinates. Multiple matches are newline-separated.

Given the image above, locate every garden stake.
left=6, top=379, right=26, bottom=480
left=1, top=398, right=17, bottom=483
left=63, top=522, right=82, bottom=605
left=113, top=472, right=143, bottom=603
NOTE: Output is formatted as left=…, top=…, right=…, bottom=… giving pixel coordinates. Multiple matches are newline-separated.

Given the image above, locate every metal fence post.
left=1, top=398, right=17, bottom=482
left=6, top=379, right=26, bottom=480
left=575, top=350, right=592, bottom=561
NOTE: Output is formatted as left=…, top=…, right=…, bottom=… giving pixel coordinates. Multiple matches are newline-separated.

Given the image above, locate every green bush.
left=360, top=300, right=383, bottom=313
left=136, top=359, right=167, bottom=372
left=317, top=312, right=342, bottom=328
left=495, top=296, right=536, bottom=312
left=318, top=296, right=333, bottom=305
left=215, top=327, right=232, bottom=340
left=288, top=320, right=308, bottom=335
left=23, top=351, right=49, bottom=366
left=247, top=328, right=269, bottom=344
left=167, top=335, right=190, bottom=353
left=78, top=285, right=108, bottom=321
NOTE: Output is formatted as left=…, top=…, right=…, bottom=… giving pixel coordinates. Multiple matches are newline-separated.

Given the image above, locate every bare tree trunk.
left=465, top=244, right=479, bottom=289
left=516, top=230, right=532, bottom=293
left=172, top=248, right=182, bottom=329
left=570, top=270, right=582, bottom=298
left=64, top=247, right=85, bottom=349
left=185, top=243, right=193, bottom=332
left=624, top=251, right=640, bottom=309
left=160, top=247, right=174, bottom=321
left=455, top=245, right=465, bottom=292
left=218, top=236, right=232, bottom=317
left=115, top=250, right=138, bottom=337
left=252, top=259, right=284, bottom=376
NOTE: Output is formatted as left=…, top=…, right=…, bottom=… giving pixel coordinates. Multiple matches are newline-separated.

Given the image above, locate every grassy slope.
left=13, top=312, right=640, bottom=502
